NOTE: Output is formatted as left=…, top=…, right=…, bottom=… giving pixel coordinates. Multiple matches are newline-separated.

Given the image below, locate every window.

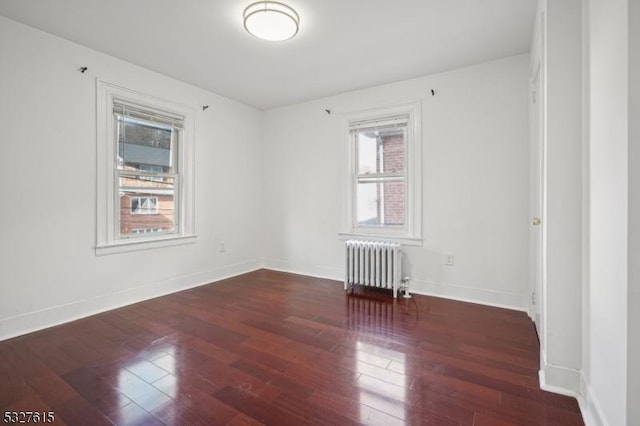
left=341, top=101, right=422, bottom=244
left=130, top=197, right=159, bottom=215
left=96, top=81, right=195, bottom=255
left=355, top=121, right=406, bottom=227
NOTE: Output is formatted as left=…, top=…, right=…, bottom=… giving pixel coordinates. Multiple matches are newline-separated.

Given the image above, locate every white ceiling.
left=0, top=0, right=536, bottom=109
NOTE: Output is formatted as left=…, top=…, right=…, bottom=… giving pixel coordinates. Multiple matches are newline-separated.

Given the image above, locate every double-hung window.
left=96, top=81, right=195, bottom=255
left=341, top=101, right=422, bottom=244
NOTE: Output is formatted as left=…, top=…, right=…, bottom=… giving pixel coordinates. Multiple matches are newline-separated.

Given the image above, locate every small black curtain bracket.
left=202, top=105, right=209, bottom=111
left=430, top=89, right=437, bottom=96
left=325, top=109, right=331, bottom=115
left=79, top=67, right=88, bottom=73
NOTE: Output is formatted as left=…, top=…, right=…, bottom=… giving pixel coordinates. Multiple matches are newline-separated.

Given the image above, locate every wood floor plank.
left=213, top=385, right=304, bottom=426
left=271, top=391, right=360, bottom=426
left=0, top=269, right=584, bottom=425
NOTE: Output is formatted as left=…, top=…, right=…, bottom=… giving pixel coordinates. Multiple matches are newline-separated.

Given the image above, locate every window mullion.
left=118, top=170, right=178, bottom=179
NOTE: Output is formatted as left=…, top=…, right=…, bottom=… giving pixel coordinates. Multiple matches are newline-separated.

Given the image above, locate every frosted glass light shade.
left=243, top=2, right=299, bottom=41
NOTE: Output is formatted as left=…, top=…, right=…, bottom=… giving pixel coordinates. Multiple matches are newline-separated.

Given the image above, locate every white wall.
left=585, top=0, right=629, bottom=424
left=0, top=16, right=264, bottom=340
left=538, top=0, right=584, bottom=393
left=539, top=1, right=638, bottom=423
left=262, top=55, right=530, bottom=310
left=627, top=1, right=639, bottom=424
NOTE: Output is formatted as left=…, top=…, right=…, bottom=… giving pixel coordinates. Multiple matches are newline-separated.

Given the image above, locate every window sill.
left=95, top=234, right=197, bottom=256
left=338, top=232, right=422, bottom=246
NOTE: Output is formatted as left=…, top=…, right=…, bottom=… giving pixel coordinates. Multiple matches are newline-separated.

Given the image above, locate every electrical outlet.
left=445, top=254, right=454, bottom=266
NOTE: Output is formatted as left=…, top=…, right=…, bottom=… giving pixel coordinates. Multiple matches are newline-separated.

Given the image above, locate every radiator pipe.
left=401, top=276, right=412, bottom=298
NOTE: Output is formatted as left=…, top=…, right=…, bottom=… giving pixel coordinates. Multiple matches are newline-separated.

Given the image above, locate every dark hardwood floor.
left=0, top=269, right=584, bottom=425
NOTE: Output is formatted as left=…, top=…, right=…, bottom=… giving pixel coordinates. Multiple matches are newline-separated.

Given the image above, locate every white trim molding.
left=539, top=366, right=607, bottom=426
left=577, top=373, right=607, bottom=426
left=95, top=79, right=196, bottom=255
left=538, top=348, right=581, bottom=397
left=261, top=257, right=343, bottom=282
left=340, top=100, right=422, bottom=244
left=409, top=277, right=529, bottom=312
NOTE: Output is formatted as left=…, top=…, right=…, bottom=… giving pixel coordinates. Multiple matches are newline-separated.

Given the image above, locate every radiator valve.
left=401, top=276, right=412, bottom=299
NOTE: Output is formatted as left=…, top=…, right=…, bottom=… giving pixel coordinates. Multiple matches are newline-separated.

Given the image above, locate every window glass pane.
left=117, top=116, right=177, bottom=174
left=356, top=180, right=405, bottom=226
left=356, top=127, right=406, bottom=175
left=119, top=176, right=176, bottom=238
left=131, top=196, right=158, bottom=215
left=138, top=164, right=164, bottom=182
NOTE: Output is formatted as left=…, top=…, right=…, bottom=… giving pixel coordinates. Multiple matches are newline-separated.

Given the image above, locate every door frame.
left=529, top=11, right=547, bottom=350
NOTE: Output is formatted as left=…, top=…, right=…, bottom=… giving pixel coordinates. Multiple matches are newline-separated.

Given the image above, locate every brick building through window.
left=355, top=126, right=406, bottom=227
left=117, top=117, right=176, bottom=237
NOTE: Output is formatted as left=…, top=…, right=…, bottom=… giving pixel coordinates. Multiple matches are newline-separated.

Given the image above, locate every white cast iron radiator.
left=344, top=240, right=403, bottom=298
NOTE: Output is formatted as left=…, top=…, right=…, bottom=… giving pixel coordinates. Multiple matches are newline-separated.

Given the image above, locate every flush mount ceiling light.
left=243, top=1, right=299, bottom=42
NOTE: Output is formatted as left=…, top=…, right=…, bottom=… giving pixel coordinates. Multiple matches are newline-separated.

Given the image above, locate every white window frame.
left=339, top=101, right=422, bottom=245
left=96, top=80, right=196, bottom=255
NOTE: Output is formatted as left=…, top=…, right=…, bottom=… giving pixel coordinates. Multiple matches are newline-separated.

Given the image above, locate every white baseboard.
left=539, top=366, right=580, bottom=397
left=527, top=305, right=538, bottom=322
left=577, top=373, right=607, bottom=426
left=0, top=259, right=261, bottom=342
left=409, top=278, right=529, bottom=312
left=540, top=367, right=608, bottom=426
left=538, top=348, right=580, bottom=397
left=261, top=258, right=343, bottom=282
left=538, top=356, right=607, bottom=426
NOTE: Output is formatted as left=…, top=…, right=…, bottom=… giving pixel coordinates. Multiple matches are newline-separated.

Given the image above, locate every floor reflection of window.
left=115, top=346, right=177, bottom=415
left=150, top=347, right=176, bottom=374
left=355, top=341, right=407, bottom=423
